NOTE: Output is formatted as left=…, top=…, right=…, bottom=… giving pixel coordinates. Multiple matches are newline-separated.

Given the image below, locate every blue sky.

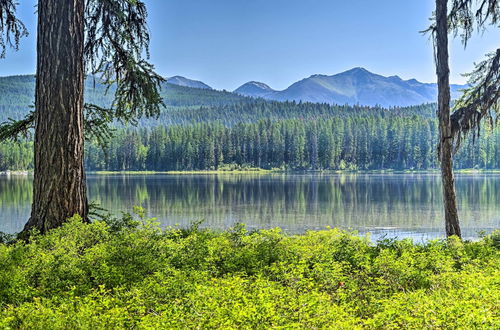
left=1, top=0, right=498, bottom=90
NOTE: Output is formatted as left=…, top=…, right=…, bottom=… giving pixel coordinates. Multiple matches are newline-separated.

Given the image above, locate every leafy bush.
left=0, top=210, right=498, bottom=329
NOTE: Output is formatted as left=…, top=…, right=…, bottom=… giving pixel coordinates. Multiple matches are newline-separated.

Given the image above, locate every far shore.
left=1, top=169, right=499, bottom=177
left=0, top=170, right=31, bottom=176
left=85, top=168, right=500, bottom=175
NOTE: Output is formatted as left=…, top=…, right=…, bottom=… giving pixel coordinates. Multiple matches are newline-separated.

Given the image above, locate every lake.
left=1, top=173, right=498, bottom=241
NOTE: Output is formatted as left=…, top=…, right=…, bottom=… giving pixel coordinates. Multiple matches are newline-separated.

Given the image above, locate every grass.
left=91, top=165, right=279, bottom=175
left=91, top=169, right=276, bottom=175
left=0, top=209, right=498, bottom=329
left=455, top=168, right=500, bottom=174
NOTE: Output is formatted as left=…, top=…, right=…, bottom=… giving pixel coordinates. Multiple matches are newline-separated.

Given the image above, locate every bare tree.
left=435, top=0, right=461, bottom=237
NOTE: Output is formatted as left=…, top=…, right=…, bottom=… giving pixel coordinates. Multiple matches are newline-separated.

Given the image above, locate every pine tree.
left=0, top=0, right=164, bottom=234
left=426, top=0, right=499, bottom=238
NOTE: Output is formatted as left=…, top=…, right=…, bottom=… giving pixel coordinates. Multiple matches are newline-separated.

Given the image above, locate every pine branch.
left=422, top=0, right=499, bottom=45
left=0, top=0, right=28, bottom=57
left=449, top=0, right=499, bottom=46
left=83, top=103, right=116, bottom=147
left=0, top=111, right=34, bottom=141
left=84, top=0, right=165, bottom=125
left=451, top=48, right=500, bottom=151
left=0, top=104, right=117, bottom=146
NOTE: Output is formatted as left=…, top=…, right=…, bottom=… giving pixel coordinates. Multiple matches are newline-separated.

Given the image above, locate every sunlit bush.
left=0, top=210, right=498, bottom=329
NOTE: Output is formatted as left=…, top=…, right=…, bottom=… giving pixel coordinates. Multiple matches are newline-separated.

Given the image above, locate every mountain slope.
left=0, top=75, right=247, bottom=121
left=235, top=68, right=466, bottom=107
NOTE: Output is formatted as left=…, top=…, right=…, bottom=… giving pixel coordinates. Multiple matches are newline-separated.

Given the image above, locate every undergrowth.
left=0, top=208, right=498, bottom=329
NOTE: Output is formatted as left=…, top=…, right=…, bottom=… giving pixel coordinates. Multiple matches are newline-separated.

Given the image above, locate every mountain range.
left=1, top=67, right=466, bottom=110
left=233, top=67, right=466, bottom=107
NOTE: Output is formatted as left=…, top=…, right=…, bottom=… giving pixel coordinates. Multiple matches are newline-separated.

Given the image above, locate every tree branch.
left=451, top=48, right=500, bottom=151
left=84, top=0, right=165, bottom=125
left=0, top=111, right=34, bottom=141
left=448, top=0, right=499, bottom=46
left=0, top=0, right=28, bottom=57
left=0, top=104, right=118, bottom=145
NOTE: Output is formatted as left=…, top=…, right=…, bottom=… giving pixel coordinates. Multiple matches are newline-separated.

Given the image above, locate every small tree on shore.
left=427, top=0, right=499, bottom=238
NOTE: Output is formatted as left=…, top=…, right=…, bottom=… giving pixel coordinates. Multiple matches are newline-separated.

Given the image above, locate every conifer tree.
left=0, top=0, right=164, bottom=234
left=427, top=0, right=498, bottom=238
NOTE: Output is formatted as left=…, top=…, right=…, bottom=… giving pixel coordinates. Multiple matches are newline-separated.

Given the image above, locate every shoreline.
left=0, top=170, right=31, bottom=176
left=1, top=169, right=499, bottom=176
left=90, top=168, right=500, bottom=175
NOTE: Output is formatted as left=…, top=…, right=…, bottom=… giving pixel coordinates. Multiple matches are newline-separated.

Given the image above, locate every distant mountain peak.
left=166, top=76, right=212, bottom=90
left=234, top=81, right=275, bottom=97
left=388, top=75, right=402, bottom=80
left=344, top=67, right=370, bottom=74
left=247, top=81, right=274, bottom=90
left=310, top=74, right=328, bottom=78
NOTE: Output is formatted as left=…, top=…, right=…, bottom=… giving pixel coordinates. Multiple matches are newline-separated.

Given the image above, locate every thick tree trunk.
left=22, top=0, right=88, bottom=234
left=435, top=0, right=461, bottom=238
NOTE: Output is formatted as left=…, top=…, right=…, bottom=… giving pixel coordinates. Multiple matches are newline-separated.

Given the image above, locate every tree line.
left=86, top=118, right=500, bottom=171
left=2, top=117, right=497, bottom=171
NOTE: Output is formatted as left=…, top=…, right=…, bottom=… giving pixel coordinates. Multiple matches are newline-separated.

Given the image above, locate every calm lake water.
left=1, top=173, right=499, bottom=241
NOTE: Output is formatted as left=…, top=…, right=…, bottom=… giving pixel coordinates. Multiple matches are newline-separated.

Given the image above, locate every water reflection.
left=1, top=173, right=499, bottom=240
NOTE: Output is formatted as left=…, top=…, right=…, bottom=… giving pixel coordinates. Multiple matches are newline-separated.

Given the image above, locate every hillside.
left=0, top=75, right=247, bottom=122
left=1, top=74, right=497, bottom=173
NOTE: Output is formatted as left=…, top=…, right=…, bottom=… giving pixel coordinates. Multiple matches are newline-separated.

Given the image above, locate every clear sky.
left=1, top=0, right=498, bottom=90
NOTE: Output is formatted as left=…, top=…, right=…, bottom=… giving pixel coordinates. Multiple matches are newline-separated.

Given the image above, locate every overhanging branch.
left=0, top=111, right=34, bottom=141
left=84, top=0, right=165, bottom=125
left=0, top=0, right=28, bottom=57
left=451, top=48, right=500, bottom=151
left=0, top=104, right=118, bottom=145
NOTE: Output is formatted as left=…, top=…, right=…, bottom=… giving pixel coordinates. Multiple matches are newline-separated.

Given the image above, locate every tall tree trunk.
left=22, top=0, right=88, bottom=234
left=435, top=0, right=461, bottom=238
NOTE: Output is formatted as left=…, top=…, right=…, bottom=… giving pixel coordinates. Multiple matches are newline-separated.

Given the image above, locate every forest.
left=3, top=75, right=497, bottom=172
left=1, top=101, right=498, bottom=172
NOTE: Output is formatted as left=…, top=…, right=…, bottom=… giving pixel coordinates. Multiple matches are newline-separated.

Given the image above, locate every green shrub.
left=0, top=210, right=498, bottom=329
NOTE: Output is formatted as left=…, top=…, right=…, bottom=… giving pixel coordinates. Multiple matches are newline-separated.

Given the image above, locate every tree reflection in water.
left=1, top=173, right=498, bottom=240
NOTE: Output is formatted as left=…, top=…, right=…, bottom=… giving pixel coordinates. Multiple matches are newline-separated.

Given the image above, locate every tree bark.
left=435, top=0, right=461, bottom=238
left=22, top=0, right=88, bottom=234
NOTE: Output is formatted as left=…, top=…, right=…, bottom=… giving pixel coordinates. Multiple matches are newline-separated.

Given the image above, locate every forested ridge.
left=0, top=75, right=498, bottom=171
left=0, top=75, right=247, bottom=117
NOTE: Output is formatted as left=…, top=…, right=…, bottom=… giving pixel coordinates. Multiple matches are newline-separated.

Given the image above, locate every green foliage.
left=0, top=212, right=498, bottom=328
